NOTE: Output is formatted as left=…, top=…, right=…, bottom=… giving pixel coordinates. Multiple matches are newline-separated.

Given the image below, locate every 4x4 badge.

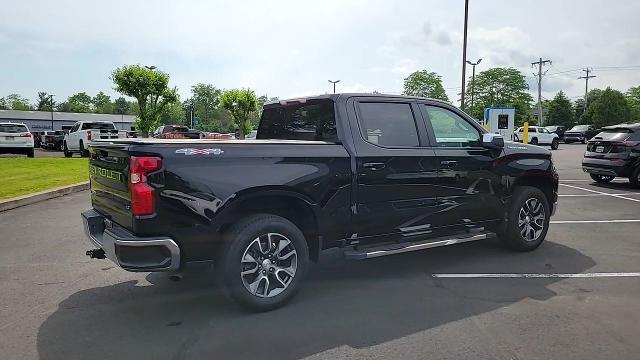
left=175, top=148, right=224, bottom=156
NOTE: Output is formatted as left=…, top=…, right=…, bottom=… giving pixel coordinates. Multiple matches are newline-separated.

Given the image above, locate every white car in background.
left=514, top=126, right=560, bottom=150
left=63, top=121, right=127, bottom=157
left=0, top=123, right=35, bottom=157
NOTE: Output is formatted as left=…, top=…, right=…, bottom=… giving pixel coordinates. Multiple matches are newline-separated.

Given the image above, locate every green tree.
left=464, top=67, right=533, bottom=125
left=36, top=92, right=54, bottom=111
left=112, top=96, right=134, bottom=115
left=546, top=91, right=574, bottom=127
left=581, top=87, right=630, bottom=128
left=626, top=86, right=640, bottom=120
left=0, top=97, right=7, bottom=110
left=111, top=65, right=178, bottom=136
left=189, top=83, right=231, bottom=131
left=219, top=89, right=259, bottom=139
left=403, top=70, right=449, bottom=102
left=93, top=92, right=113, bottom=114
left=159, top=100, right=187, bottom=125
left=574, top=98, right=586, bottom=121
left=5, top=94, right=33, bottom=110
left=66, top=92, right=93, bottom=113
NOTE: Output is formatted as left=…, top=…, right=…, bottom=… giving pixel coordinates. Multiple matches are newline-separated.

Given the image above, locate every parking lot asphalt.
left=0, top=149, right=65, bottom=158
left=1, top=143, right=639, bottom=360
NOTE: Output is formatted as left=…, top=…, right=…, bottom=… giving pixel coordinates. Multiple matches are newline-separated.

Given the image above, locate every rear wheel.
left=26, top=148, right=34, bottom=158
left=499, top=186, right=550, bottom=251
left=630, top=167, right=640, bottom=188
left=63, top=142, right=72, bottom=157
left=217, top=214, right=309, bottom=312
left=581, top=138, right=586, bottom=144
left=590, top=174, right=614, bottom=184
left=551, top=138, right=559, bottom=150
left=79, top=140, right=89, bottom=157
left=530, top=138, right=538, bottom=145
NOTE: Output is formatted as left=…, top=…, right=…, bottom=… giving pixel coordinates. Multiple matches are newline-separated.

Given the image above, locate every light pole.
left=465, top=58, right=482, bottom=112
left=328, top=80, right=340, bottom=94
left=460, top=0, right=469, bottom=110
left=49, top=94, right=55, bottom=131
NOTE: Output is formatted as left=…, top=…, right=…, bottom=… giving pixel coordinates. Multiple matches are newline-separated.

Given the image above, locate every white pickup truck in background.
left=63, top=121, right=128, bottom=157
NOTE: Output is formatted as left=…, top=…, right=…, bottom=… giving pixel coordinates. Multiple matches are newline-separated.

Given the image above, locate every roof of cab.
left=264, top=93, right=452, bottom=108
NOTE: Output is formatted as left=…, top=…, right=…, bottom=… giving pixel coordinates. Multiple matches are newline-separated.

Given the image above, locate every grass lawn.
left=0, top=158, right=89, bottom=200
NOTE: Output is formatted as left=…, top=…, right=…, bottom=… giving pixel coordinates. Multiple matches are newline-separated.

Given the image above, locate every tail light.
left=87, top=131, right=92, bottom=141
left=129, top=156, right=162, bottom=216
left=20, top=133, right=32, bottom=138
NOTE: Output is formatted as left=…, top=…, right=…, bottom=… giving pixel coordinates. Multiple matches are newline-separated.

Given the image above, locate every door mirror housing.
left=482, top=133, right=504, bottom=149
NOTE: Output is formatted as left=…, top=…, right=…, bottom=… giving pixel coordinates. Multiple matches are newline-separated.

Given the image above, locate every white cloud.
left=0, top=0, right=638, bottom=106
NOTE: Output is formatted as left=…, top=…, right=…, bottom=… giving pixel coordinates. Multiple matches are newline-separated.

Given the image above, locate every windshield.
left=81, top=122, right=116, bottom=130
left=0, top=124, right=29, bottom=133
left=570, top=125, right=589, bottom=131
left=546, top=126, right=558, bottom=131
left=592, top=129, right=633, bottom=141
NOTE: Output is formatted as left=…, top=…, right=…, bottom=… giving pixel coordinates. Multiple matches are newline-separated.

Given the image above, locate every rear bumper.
left=564, top=135, right=585, bottom=142
left=82, top=209, right=181, bottom=272
left=582, top=158, right=633, bottom=177
left=0, top=146, right=33, bottom=153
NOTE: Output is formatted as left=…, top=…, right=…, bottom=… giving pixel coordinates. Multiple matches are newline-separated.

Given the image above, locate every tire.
left=581, top=138, right=586, bottom=144
left=630, top=167, right=640, bottom=188
left=590, top=174, right=614, bottom=184
left=26, top=148, right=35, bottom=158
left=216, top=214, right=309, bottom=312
left=79, top=140, right=89, bottom=157
left=530, top=138, right=538, bottom=145
left=63, top=142, right=72, bottom=158
left=499, top=186, right=550, bottom=252
left=551, top=138, right=559, bottom=150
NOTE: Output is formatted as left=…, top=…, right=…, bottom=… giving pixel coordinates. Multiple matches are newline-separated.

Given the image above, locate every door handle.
left=440, top=160, right=458, bottom=168
left=363, top=162, right=386, bottom=171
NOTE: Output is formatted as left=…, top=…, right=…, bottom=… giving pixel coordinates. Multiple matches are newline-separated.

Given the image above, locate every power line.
left=578, top=68, right=596, bottom=112
left=532, top=57, right=552, bottom=126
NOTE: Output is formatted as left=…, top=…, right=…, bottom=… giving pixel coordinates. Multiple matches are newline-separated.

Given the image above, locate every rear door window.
left=0, top=124, right=28, bottom=133
left=356, top=102, right=419, bottom=147
left=257, top=99, right=338, bottom=142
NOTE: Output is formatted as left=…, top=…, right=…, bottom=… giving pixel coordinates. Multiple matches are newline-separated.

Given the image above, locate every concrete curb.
left=0, top=182, right=89, bottom=212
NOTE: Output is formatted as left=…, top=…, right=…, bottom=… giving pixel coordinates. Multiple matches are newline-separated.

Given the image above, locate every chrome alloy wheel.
left=240, top=233, right=298, bottom=298
left=518, top=198, right=546, bottom=242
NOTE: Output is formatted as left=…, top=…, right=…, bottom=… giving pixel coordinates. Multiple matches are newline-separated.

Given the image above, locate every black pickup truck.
left=82, top=94, right=558, bottom=311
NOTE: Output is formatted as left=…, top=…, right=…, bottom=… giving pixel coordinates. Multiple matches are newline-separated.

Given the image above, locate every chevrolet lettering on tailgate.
left=90, top=165, right=123, bottom=182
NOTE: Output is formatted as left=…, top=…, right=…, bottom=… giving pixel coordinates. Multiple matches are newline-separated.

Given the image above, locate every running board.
left=344, top=231, right=496, bottom=260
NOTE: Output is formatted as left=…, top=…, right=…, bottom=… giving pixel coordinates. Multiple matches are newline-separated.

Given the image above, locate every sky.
left=1, top=0, right=639, bottom=105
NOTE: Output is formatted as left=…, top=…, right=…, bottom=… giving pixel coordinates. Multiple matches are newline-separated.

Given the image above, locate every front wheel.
left=530, top=138, right=538, bottom=145
left=551, top=138, right=559, bottom=150
left=217, top=214, right=309, bottom=312
left=590, top=174, right=614, bottom=184
left=581, top=138, right=586, bottom=144
left=499, top=186, right=550, bottom=251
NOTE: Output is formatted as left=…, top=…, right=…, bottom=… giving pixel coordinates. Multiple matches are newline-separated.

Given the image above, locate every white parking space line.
left=560, top=179, right=627, bottom=183
left=559, top=192, right=640, bottom=197
left=559, top=183, right=640, bottom=203
left=432, top=272, right=640, bottom=278
left=551, top=219, right=640, bottom=224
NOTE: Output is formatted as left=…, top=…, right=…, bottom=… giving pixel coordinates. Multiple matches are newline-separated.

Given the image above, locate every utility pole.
left=460, top=0, right=469, bottom=110
left=49, top=94, right=55, bottom=131
left=466, top=58, right=482, bottom=111
left=578, top=68, right=596, bottom=112
left=328, top=80, right=340, bottom=94
left=532, top=57, right=552, bottom=126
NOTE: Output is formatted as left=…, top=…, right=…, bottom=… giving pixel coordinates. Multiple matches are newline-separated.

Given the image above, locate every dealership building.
left=0, top=110, right=136, bottom=132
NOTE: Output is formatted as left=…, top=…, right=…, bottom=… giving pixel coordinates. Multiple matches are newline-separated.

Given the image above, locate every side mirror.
left=482, top=133, right=504, bottom=149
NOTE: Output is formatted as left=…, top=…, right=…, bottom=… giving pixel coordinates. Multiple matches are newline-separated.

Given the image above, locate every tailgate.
left=89, top=143, right=134, bottom=230
left=90, top=129, right=127, bottom=140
